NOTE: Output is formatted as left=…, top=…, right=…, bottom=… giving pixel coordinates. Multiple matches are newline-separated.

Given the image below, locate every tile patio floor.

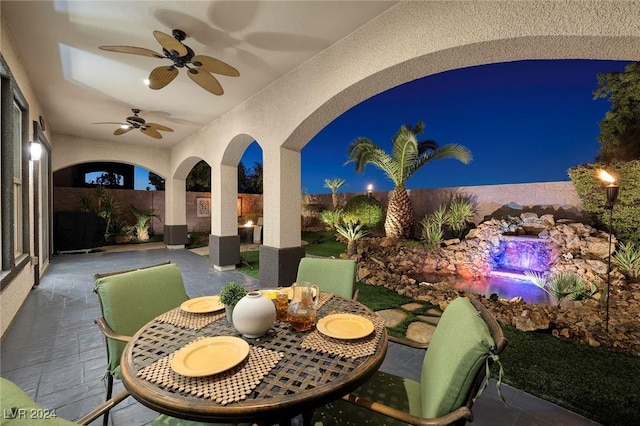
left=0, top=246, right=600, bottom=425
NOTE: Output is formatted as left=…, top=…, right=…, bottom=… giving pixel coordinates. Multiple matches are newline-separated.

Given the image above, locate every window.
left=1, top=55, right=30, bottom=286
left=13, top=102, right=23, bottom=257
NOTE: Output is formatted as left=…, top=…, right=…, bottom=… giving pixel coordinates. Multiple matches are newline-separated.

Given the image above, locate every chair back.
left=420, top=297, right=507, bottom=420
left=296, top=257, right=356, bottom=299
left=94, top=262, right=189, bottom=375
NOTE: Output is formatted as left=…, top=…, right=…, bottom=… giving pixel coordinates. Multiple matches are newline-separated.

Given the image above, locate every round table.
left=120, top=293, right=388, bottom=424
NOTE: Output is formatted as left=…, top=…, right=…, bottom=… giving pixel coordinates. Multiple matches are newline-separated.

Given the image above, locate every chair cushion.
left=296, top=258, right=356, bottom=299
left=95, top=263, right=189, bottom=374
left=0, top=378, right=76, bottom=425
left=421, top=297, right=495, bottom=418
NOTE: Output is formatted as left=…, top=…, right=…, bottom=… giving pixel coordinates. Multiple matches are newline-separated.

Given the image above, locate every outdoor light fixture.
left=367, top=184, right=374, bottom=198
left=29, top=142, right=42, bottom=161
left=597, top=169, right=619, bottom=332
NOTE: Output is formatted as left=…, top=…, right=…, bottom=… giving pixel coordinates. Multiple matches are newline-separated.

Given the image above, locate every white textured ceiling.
left=1, top=1, right=397, bottom=148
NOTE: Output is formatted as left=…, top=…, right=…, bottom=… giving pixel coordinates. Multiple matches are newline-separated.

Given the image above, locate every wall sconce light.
left=367, top=184, right=374, bottom=198
left=597, top=169, right=620, bottom=332
left=29, top=142, right=42, bottom=161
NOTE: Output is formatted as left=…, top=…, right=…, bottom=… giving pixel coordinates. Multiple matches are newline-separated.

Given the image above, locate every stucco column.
left=259, top=146, right=305, bottom=287
left=163, top=177, right=188, bottom=248
left=209, top=163, right=240, bottom=271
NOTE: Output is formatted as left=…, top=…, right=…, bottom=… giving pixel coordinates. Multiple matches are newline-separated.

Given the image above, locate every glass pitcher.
left=287, top=282, right=319, bottom=331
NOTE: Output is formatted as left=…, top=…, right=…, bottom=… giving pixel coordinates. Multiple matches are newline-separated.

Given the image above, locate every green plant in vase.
left=219, top=281, right=247, bottom=321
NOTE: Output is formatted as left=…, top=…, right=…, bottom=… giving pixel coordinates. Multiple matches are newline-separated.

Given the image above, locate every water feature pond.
left=422, top=273, right=553, bottom=305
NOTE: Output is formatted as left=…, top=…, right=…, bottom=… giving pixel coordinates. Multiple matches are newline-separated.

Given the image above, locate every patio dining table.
left=119, top=291, right=388, bottom=425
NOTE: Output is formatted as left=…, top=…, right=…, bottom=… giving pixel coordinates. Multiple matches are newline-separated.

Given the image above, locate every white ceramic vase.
left=232, top=291, right=276, bottom=338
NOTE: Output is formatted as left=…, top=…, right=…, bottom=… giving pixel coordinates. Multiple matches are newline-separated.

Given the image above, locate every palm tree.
left=323, top=178, right=346, bottom=210
left=346, top=121, right=472, bottom=239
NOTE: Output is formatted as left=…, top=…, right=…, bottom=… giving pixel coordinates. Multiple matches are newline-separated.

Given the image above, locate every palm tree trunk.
left=384, top=186, right=414, bottom=239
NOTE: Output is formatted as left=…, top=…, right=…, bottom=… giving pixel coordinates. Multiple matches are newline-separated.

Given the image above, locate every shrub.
left=546, top=272, right=598, bottom=306
left=445, top=194, right=477, bottom=238
left=219, top=281, right=247, bottom=307
left=342, top=195, right=383, bottom=228
left=613, top=241, right=640, bottom=280
left=568, top=161, right=640, bottom=242
left=419, top=205, right=447, bottom=249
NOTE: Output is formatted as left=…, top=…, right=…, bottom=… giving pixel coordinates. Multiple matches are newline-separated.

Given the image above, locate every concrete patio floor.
left=0, top=246, right=600, bottom=425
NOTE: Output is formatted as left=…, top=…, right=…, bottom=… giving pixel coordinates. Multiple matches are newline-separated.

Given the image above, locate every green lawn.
left=234, top=230, right=639, bottom=425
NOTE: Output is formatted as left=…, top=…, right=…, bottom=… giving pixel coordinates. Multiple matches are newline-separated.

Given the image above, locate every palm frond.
left=404, top=144, right=472, bottom=181
left=391, top=126, right=420, bottom=185
left=346, top=137, right=401, bottom=185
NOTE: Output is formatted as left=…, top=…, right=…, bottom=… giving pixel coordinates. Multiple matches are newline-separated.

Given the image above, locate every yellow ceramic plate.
left=180, top=296, right=224, bottom=314
left=170, top=336, right=250, bottom=377
left=317, top=314, right=375, bottom=340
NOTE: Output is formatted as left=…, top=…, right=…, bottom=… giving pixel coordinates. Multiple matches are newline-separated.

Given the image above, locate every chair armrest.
left=76, top=389, right=129, bottom=425
left=342, top=393, right=474, bottom=426
left=95, top=317, right=132, bottom=343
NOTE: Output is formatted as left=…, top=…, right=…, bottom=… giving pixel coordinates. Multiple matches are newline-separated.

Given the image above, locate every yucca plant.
left=129, top=205, right=158, bottom=241
left=335, top=217, right=369, bottom=257
left=446, top=194, right=477, bottom=239
left=346, top=121, right=472, bottom=239
left=323, top=178, right=346, bottom=210
left=419, top=205, right=447, bottom=249
left=612, top=241, right=640, bottom=280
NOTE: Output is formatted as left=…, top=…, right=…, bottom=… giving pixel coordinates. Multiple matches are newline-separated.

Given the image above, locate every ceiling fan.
left=99, top=29, right=239, bottom=95
left=93, top=109, right=174, bottom=139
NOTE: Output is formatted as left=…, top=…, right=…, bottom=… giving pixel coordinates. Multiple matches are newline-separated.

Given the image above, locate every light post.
left=597, top=169, right=619, bottom=332
left=367, top=184, right=373, bottom=199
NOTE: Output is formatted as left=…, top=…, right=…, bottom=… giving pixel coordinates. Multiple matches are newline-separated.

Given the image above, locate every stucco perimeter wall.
left=313, top=181, right=585, bottom=226
left=53, top=188, right=264, bottom=234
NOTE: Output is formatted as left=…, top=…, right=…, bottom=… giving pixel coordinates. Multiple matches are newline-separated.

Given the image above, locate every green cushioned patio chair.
left=94, top=261, right=190, bottom=426
left=296, top=257, right=358, bottom=300
left=0, top=377, right=129, bottom=425
left=312, top=297, right=507, bottom=426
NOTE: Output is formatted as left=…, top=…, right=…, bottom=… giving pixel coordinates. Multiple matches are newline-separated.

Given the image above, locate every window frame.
left=1, top=53, right=31, bottom=290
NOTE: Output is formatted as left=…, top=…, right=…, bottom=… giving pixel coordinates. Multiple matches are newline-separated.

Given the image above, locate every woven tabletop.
left=121, top=292, right=388, bottom=423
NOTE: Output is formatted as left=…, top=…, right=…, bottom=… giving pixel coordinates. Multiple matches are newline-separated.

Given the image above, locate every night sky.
left=136, top=59, right=632, bottom=193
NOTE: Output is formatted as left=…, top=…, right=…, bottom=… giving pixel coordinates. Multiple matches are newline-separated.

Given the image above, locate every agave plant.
left=346, top=121, right=472, bottom=239
left=612, top=241, right=640, bottom=280
left=446, top=194, right=477, bottom=239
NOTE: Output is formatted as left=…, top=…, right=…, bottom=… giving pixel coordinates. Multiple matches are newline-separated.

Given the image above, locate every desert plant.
left=219, top=281, right=247, bottom=307
left=346, top=121, right=472, bottom=239
left=335, top=219, right=369, bottom=257
left=612, top=241, right=640, bottom=280
left=319, top=209, right=342, bottom=230
left=79, top=186, right=122, bottom=242
left=129, top=205, right=158, bottom=241
left=526, top=271, right=597, bottom=306
left=419, top=205, right=447, bottom=249
left=323, top=178, right=346, bottom=210
left=546, top=272, right=598, bottom=306
left=446, top=194, right=477, bottom=238
left=342, top=195, right=383, bottom=229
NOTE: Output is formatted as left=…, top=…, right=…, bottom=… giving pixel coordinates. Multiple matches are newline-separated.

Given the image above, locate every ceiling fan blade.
left=93, top=122, right=128, bottom=125
left=146, top=122, right=174, bottom=132
left=148, top=66, right=179, bottom=90
left=188, top=69, right=223, bottom=95
left=140, top=127, right=163, bottom=139
left=99, top=45, right=164, bottom=58
left=114, top=127, right=133, bottom=136
left=153, top=30, right=188, bottom=56
left=191, top=55, right=240, bottom=77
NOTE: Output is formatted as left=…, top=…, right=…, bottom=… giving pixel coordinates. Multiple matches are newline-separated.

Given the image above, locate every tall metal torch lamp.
left=597, top=169, right=619, bottom=332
